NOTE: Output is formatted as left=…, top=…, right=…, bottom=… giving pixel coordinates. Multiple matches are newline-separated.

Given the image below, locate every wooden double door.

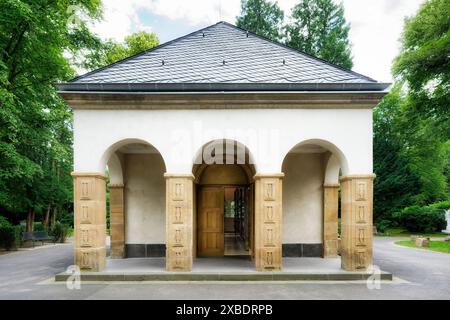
left=197, top=185, right=254, bottom=257
left=198, top=187, right=225, bottom=257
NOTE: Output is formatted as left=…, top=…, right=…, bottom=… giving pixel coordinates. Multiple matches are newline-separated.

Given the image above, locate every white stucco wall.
left=73, top=108, right=373, bottom=175
left=282, top=153, right=324, bottom=244
left=124, top=153, right=166, bottom=244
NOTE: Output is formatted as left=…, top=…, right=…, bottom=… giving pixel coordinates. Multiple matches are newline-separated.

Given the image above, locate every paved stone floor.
left=224, top=233, right=249, bottom=256
left=0, top=237, right=449, bottom=299
left=104, top=256, right=350, bottom=273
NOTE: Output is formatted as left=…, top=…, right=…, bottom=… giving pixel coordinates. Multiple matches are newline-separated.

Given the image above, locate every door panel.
left=198, top=187, right=224, bottom=256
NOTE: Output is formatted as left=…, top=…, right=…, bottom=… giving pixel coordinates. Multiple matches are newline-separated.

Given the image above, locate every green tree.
left=0, top=0, right=103, bottom=230
left=392, top=0, right=450, bottom=202
left=91, top=31, right=160, bottom=68
left=393, top=0, right=449, bottom=131
left=285, top=0, right=353, bottom=69
left=373, top=86, right=422, bottom=220
left=236, top=0, right=284, bottom=41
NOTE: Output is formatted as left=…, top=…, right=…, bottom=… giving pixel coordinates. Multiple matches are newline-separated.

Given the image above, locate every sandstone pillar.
left=165, top=174, right=195, bottom=271
left=72, top=173, right=107, bottom=272
left=323, top=184, right=339, bottom=258
left=109, top=184, right=125, bottom=258
left=339, top=174, right=375, bottom=271
left=254, top=173, right=284, bottom=271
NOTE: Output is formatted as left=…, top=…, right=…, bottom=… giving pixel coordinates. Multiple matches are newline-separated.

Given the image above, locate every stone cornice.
left=59, top=91, right=388, bottom=110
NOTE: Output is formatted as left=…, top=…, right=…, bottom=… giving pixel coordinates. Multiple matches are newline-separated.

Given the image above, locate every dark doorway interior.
left=224, top=186, right=250, bottom=256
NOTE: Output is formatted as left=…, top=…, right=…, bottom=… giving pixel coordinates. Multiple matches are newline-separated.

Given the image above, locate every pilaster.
left=109, top=184, right=125, bottom=259
left=165, top=173, right=195, bottom=271
left=254, top=173, right=284, bottom=271
left=72, top=172, right=107, bottom=271
left=339, top=174, right=375, bottom=271
left=323, top=184, right=339, bottom=258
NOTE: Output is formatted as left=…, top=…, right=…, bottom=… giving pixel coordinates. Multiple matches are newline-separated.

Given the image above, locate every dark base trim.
left=282, top=243, right=323, bottom=257
left=125, top=244, right=165, bottom=258
left=125, top=243, right=322, bottom=258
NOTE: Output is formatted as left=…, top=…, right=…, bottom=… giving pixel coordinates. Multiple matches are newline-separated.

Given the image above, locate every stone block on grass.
left=415, top=237, right=430, bottom=247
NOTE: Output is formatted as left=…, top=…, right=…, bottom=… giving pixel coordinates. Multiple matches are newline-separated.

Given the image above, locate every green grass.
left=395, top=240, right=450, bottom=253
left=377, top=227, right=448, bottom=238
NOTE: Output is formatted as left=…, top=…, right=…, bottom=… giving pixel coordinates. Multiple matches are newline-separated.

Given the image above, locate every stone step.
left=55, top=271, right=392, bottom=282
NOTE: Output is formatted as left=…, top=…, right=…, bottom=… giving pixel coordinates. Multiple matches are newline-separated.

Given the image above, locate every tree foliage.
left=373, top=86, right=422, bottom=219
left=285, top=0, right=353, bottom=69
left=89, top=31, right=160, bottom=69
left=236, top=0, right=284, bottom=41
left=393, top=0, right=449, bottom=202
left=0, top=0, right=103, bottom=228
left=374, top=0, right=449, bottom=220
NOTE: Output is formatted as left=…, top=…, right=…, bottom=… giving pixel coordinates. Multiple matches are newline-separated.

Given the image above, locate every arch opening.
left=192, top=139, right=256, bottom=260
left=103, top=139, right=167, bottom=260
left=281, top=139, right=347, bottom=259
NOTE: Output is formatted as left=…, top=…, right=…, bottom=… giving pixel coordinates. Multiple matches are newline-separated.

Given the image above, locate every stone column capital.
left=71, top=172, right=107, bottom=180
left=253, top=173, right=285, bottom=180
left=109, top=183, right=125, bottom=188
left=323, top=183, right=340, bottom=188
left=164, top=173, right=195, bottom=180
left=339, top=174, right=376, bottom=182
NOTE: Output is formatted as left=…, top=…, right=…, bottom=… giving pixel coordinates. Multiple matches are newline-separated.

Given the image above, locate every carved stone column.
left=339, top=174, right=375, bottom=271
left=109, top=184, right=125, bottom=259
left=72, top=173, right=107, bottom=272
left=254, top=173, right=284, bottom=271
left=165, top=174, right=195, bottom=271
left=323, top=184, right=339, bottom=258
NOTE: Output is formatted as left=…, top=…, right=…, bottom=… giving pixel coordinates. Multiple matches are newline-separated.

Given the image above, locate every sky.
left=89, top=0, right=425, bottom=82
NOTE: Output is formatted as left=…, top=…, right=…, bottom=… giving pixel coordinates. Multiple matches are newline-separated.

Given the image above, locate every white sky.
left=90, top=0, right=424, bottom=82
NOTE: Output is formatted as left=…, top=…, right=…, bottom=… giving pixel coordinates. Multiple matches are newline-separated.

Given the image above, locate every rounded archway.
left=281, top=139, right=348, bottom=258
left=103, top=139, right=167, bottom=259
left=192, top=139, right=256, bottom=259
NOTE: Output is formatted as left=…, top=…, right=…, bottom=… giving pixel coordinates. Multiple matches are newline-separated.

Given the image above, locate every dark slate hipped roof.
left=62, top=22, right=390, bottom=92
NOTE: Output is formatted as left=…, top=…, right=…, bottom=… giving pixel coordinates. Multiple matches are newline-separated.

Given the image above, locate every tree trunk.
left=50, top=207, right=57, bottom=229
left=43, top=205, right=51, bottom=228
left=26, top=209, right=35, bottom=232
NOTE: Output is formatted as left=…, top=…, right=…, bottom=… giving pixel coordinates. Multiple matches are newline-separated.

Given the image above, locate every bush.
left=33, top=222, right=45, bottom=231
left=60, top=212, right=74, bottom=228
left=429, top=201, right=450, bottom=211
left=376, top=219, right=391, bottom=233
left=0, top=217, right=21, bottom=250
left=396, top=204, right=446, bottom=233
left=50, top=222, right=70, bottom=243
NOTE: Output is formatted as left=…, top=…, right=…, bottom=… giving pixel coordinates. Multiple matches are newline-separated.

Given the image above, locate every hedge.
left=395, top=202, right=447, bottom=233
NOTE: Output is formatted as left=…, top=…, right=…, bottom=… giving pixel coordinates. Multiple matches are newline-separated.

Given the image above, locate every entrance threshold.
left=54, top=257, right=393, bottom=282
